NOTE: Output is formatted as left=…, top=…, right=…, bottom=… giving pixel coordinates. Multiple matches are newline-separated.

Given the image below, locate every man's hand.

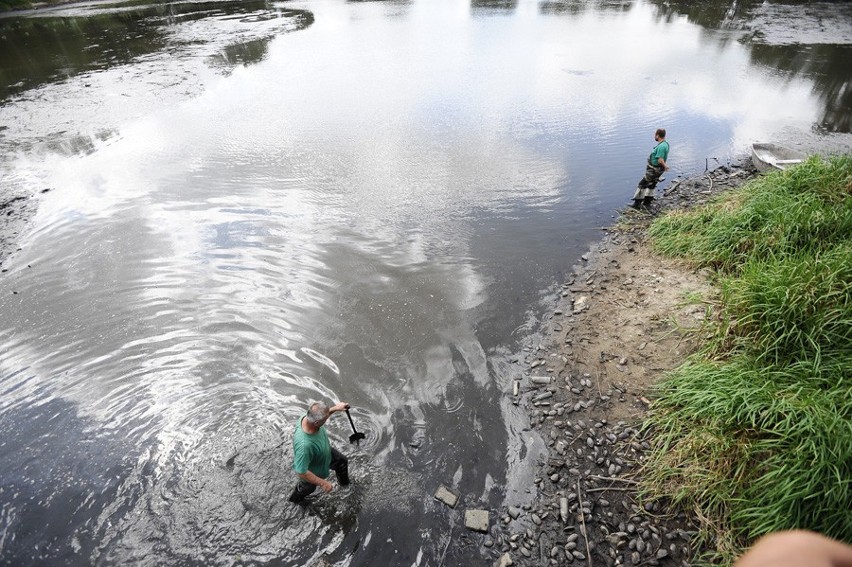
left=330, top=401, right=349, bottom=413
left=298, top=471, right=334, bottom=493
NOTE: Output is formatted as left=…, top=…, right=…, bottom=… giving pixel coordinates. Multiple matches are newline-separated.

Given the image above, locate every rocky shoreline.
left=486, top=159, right=760, bottom=567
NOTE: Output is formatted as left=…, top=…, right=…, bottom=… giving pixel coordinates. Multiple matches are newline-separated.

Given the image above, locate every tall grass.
left=721, top=243, right=851, bottom=366
left=641, top=156, right=852, bottom=563
left=649, top=156, right=852, bottom=272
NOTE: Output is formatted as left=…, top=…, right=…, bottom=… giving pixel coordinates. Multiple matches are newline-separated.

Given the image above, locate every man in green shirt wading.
left=288, top=400, right=351, bottom=504
left=632, top=128, right=670, bottom=209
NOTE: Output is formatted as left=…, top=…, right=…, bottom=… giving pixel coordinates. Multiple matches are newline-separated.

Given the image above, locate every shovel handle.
left=345, top=408, right=360, bottom=434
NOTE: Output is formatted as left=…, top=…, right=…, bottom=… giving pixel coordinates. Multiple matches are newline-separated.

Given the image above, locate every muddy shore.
left=486, top=159, right=761, bottom=567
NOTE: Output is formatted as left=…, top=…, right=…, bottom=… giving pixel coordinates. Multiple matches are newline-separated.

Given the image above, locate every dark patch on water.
left=0, top=0, right=313, bottom=101
left=653, top=0, right=852, bottom=133
left=0, top=393, right=144, bottom=565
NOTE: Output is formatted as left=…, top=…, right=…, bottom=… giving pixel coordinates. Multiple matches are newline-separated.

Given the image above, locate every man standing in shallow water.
left=632, top=128, right=670, bottom=209
left=289, top=400, right=351, bottom=504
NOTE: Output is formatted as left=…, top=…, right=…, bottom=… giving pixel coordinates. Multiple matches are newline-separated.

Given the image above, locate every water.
left=1, top=0, right=850, bottom=565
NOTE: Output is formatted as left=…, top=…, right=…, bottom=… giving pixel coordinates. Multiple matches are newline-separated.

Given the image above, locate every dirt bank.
left=488, top=159, right=759, bottom=567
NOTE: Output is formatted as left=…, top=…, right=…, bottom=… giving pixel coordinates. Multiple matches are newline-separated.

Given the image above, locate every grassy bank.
left=640, top=156, right=852, bottom=563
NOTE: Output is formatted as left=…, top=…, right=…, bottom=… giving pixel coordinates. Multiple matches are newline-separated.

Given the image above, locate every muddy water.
left=0, top=0, right=850, bottom=565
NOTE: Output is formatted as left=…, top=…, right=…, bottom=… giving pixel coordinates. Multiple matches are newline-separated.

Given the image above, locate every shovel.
left=345, top=406, right=366, bottom=444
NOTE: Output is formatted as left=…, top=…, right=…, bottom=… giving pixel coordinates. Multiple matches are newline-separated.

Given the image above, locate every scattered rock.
left=433, top=485, right=459, bottom=508
left=465, top=509, right=490, bottom=533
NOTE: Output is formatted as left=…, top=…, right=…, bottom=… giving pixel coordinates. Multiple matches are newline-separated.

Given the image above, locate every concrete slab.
left=433, top=485, right=459, bottom=508
left=465, top=509, right=489, bottom=533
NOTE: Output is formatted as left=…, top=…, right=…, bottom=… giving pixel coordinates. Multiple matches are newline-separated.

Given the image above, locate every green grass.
left=649, top=156, right=852, bottom=272
left=720, top=243, right=851, bottom=366
left=641, top=155, right=852, bottom=563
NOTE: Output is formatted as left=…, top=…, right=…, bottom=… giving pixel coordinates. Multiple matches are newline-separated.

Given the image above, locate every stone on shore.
left=433, top=485, right=459, bottom=508
left=560, top=497, right=569, bottom=523
left=465, top=509, right=490, bottom=532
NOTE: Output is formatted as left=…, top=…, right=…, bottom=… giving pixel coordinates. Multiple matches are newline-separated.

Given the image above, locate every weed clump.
left=642, top=155, right=852, bottom=562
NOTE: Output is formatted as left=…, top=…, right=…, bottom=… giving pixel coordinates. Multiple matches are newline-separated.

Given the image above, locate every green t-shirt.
left=293, top=416, right=332, bottom=478
left=649, top=140, right=670, bottom=167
